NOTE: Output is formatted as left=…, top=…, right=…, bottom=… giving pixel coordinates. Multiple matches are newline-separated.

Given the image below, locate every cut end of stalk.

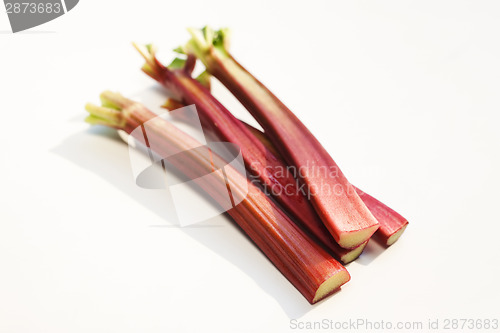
left=386, top=223, right=408, bottom=246
left=85, top=114, right=112, bottom=127
left=100, top=90, right=134, bottom=109
left=132, top=42, right=166, bottom=81
left=84, top=91, right=134, bottom=129
left=210, top=26, right=231, bottom=50
left=312, top=270, right=350, bottom=304
left=84, top=103, right=122, bottom=128
left=340, top=241, right=368, bottom=264
left=338, top=224, right=380, bottom=249
left=133, top=43, right=156, bottom=65
left=183, top=26, right=231, bottom=64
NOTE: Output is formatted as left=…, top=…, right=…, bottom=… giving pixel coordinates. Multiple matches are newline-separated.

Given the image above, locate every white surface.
left=1, top=1, right=500, bottom=332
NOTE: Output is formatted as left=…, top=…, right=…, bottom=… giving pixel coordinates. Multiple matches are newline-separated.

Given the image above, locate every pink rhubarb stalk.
left=242, top=120, right=408, bottom=246
left=134, top=43, right=367, bottom=261
left=166, top=98, right=407, bottom=247
left=161, top=98, right=368, bottom=262
left=354, top=189, right=408, bottom=246
left=85, top=91, right=350, bottom=304
left=181, top=27, right=380, bottom=248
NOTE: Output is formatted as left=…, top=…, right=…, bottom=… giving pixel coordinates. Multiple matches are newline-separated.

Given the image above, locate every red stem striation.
left=242, top=121, right=408, bottom=246
left=85, top=92, right=350, bottom=304
left=183, top=28, right=381, bottom=248
left=167, top=99, right=407, bottom=247
left=134, top=44, right=368, bottom=260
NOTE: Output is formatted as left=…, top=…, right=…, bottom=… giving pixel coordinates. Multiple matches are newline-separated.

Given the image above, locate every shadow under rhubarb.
left=52, top=126, right=314, bottom=318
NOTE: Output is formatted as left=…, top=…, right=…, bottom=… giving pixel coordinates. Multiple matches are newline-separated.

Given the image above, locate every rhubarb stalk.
left=133, top=43, right=368, bottom=260
left=85, top=92, right=350, bottom=304
left=165, top=98, right=407, bottom=247
left=242, top=119, right=409, bottom=246
left=181, top=27, right=380, bottom=249
left=354, top=189, right=408, bottom=246
left=161, top=99, right=368, bottom=262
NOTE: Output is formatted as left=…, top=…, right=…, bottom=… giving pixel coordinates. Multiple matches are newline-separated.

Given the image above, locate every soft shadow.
left=0, top=30, right=56, bottom=34
left=355, top=240, right=386, bottom=265
left=52, top=128, right=313, bottom=318
left=17, top=30, right=56, bottom=34
left=52, top=126, right=179, bottom=224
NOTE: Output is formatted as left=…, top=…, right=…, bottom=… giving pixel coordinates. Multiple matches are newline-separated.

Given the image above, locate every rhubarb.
left=354, top=189, right=408, bottom=246
left=85, top=91, right=350, bottom=304
left=242, top=120, right=408, bottom=246
left=165, top=98, right=407, bottom=247
left=161, top=99, right=368, bottom=263
left=181, top=27, right=380, bottom=249
left=133, top=43, right=367, bottom=260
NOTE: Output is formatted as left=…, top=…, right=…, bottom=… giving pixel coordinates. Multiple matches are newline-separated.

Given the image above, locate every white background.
left=1, top=1, right=500, bottom=332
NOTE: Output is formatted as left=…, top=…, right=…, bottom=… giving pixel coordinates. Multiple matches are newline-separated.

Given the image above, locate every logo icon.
left=4, top=0, right=79, bottom=33
left=125, top=105, right=249, bottom=226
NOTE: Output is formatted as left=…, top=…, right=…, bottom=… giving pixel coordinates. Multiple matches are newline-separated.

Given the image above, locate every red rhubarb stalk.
left=180, top=28, right=380, bottom=248
left=85, top=91, right=350, bottom=304
left=354, top=189, right=408, bottom=246
left=134, top=43, right=367, bottom=261
left=165, top=97, right=407, bottom=247
left=161, top=98, right=368, bottom=262
left=242, top=120, right=408, bottom=246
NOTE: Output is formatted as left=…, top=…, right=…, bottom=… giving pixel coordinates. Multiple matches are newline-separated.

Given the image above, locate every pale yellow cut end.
left=338, top=224, right=379, bottom=249
left=341, top=241, right=368, bottom=264
left=386, top=224, right=408, bottom=246
left=312, top=270, right=350, bottom=304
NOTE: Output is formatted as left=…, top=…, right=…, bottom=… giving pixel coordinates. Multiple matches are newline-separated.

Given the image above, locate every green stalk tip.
left=99, top=91, right=133, bottom=109
left=173, top=45, right=186, bottom=54
left=132, top=42, right=170, bottom=81
left=85, top=115, right=112, bottom=126
left=196, top=70, right=211, bottom=90
left=168, top=57, right=187, bottom=70
left=183, top=26, right=231, bottom=65
left=84, top=92, right=133, bottom=129
left=132, top=42, right=157, bottom=69
left=213, top=27, right=231, bottom=50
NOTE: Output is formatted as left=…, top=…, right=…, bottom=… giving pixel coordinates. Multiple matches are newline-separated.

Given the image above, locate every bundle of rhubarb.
left=84, top=27, right=408, bottom=304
